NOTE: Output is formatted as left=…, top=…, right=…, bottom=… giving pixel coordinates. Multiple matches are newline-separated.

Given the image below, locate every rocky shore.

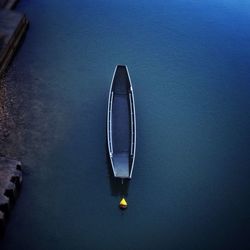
left=0, top=157, right=22, bottom=235
left=0, top=0, right=28, bottom=234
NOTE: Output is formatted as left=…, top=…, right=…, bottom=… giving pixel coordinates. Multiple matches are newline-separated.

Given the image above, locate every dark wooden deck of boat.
left=112, top=94, right=130, bottom=153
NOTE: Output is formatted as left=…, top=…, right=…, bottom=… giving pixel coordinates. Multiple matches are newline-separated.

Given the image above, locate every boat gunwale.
left=127, top=67, right=136, bottom=178
left=107, top=66, right=117, bottom=177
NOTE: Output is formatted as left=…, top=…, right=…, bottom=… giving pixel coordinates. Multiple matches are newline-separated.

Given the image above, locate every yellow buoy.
left=119, top=198, right=128, bottom=209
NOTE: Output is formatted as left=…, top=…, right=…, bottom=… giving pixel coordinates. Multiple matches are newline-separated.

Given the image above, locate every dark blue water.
left=1, top=0, right=250, bottom=249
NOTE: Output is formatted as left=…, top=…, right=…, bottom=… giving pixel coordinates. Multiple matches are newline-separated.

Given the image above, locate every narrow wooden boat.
left=107, top=65, right=136, bottom=179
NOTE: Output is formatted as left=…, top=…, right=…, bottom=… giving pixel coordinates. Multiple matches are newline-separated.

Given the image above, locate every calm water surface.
left=1, top=0, right=250, bottom=249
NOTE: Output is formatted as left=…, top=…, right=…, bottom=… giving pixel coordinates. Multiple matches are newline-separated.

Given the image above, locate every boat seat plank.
left=112, top=153, right=129, bottom=178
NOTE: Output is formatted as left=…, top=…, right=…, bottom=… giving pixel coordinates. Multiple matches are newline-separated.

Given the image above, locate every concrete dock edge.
left=0, top=13, right=29, bottom=76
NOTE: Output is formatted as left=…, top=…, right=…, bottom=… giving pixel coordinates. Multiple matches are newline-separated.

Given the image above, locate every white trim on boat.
left=125, top=66, right=136, bottom=179
left=129, top=93, right=134, bottom=156
left=107, top=66, right=117, bottom=176
left=110, top=91, right=114, bottom=154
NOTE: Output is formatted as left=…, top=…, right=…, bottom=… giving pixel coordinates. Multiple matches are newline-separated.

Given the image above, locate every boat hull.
left=107, top=65, right=136, bottom=179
